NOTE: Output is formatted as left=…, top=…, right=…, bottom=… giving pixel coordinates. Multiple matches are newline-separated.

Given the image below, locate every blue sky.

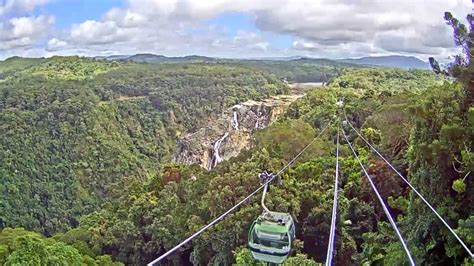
left=0, top=0, right=472, bottom=60
left=43, top=0, right=125, bottom=29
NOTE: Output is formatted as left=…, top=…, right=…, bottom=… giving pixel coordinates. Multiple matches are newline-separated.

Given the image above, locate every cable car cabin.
left=248, top=211, right=295, bottom=264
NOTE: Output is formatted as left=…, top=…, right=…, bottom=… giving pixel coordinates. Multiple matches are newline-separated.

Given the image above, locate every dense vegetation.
left=0, top=58, right=288, bottom=238
left=98, top=55, right=358, bottom=83
left=231, top=58, right=355, bottom=83
left=0, top=12, right=472, bottom=266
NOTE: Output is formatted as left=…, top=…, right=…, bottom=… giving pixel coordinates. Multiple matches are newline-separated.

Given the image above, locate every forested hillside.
left=0, top=57, right=288, bottom=238
left=234, top=58, right=352, bottom=83
left=96, top=55, right=356, bottom=83
left=0, top=12, right=473, bottom=265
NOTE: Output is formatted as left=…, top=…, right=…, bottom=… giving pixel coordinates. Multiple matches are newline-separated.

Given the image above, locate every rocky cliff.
left=173, top=92, right=306, bottom=169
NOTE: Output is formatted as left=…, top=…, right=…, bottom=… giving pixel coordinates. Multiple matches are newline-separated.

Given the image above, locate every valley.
left=0, top=1, right=472, bottom=265
left=174, top=85, right=313, bottom=170
left=0, top=42, right=472, bottom=265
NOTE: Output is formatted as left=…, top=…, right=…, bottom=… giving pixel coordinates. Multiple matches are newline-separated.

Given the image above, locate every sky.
left=0, top=0, right=472, bottom=61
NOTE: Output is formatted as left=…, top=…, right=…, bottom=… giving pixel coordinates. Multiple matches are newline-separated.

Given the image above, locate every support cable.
left=344, top=114, right=474, bottom=258
left=325, top=124, right=340, bottom=266
left=147, top=120, right=333, bottom=265
left=343, top=130, right=416, bottom=266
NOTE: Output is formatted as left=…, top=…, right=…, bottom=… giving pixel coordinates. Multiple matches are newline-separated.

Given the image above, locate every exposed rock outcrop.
left=173, top=92, right=307, bottom=169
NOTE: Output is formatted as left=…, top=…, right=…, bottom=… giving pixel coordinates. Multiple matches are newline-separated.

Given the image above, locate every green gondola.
left=248, top=172, right=295, bottom=264
left=248, top=211, right=295, bottom=264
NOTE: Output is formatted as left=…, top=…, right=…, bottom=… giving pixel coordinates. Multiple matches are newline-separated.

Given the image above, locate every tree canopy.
left=0, top=11, right=473, bottom=265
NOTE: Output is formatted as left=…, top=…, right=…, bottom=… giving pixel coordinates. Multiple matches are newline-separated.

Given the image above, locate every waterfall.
left=255, top=111, right=261, bottom=129
left=231, top=111, right=239, bottom=130
left=208, top=132, right=229, bottom=170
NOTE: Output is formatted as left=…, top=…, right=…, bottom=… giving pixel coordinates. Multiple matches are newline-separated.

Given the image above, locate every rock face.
left=173, top=93, right=305, bottom=169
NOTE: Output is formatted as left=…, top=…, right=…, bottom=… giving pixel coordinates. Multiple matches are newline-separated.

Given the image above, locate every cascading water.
left=231, top=111, right=239, bottom=130
left=208, top=111, right=239, bottom=170
left=255, top=111, right=261, bottom=129
left=208, top=132, right=229, bottom=170
left=175, top=92, right=306, bottom=170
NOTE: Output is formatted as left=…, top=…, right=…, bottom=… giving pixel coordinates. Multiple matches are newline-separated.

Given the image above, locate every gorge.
left=173, top=86, right=313, bottom=170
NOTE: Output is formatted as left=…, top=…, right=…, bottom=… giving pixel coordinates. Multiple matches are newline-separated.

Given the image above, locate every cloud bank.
left=1, top=0, right=472, bottom=60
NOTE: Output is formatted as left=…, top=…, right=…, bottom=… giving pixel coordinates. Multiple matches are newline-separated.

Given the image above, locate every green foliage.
left=45, top=242, right=83, bottom=265
left=233, top=247, right=265, bottom=265
left=0, top=57, right=44, bottom=81
left=233, top=58, right=352, bottom=83
left=358, top=221, right=412, bottom=265
left=233, top=247, right=319, bottom=265
left=452, top=179, right=466, bottom=193
left=361, top=127, right=382, bottom=145
left=256, top=119, right=322, bottom=162
left=26, top=57, right=120, bottom=81
left=94, top=63, right=288, bottom=130
left=0, top=228, right=120, bottom=265
left=1, top=63, right=468, bottom=265
left=457, top=216, right=474, bottom=245
left=284, top=253, right=319, bottom=265
left=1, top=26, right=473, bottom=265
left=5, top=235, right=52, bottom=266
left=388, top=196, right=409, bottom=213
left=0, top=57, right=288, bottom=236
left=331, top=68, right=440, bottom=93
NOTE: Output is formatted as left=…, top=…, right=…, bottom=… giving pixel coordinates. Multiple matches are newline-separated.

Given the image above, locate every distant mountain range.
left=96, top=53, right=216, bottom=63
left=95, top=54, right=430, bottom=69
left=337, top=55, right=430, bottom=69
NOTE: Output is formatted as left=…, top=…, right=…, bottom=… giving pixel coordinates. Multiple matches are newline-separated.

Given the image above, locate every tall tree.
left=429, top=12, right=474, bottom=109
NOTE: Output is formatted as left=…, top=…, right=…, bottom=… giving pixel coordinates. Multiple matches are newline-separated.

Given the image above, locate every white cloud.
left=253, top=0, right=471, bottom=59
left=0, top=0, right=50, bottom=15
left=46, top=37, right=68, bottom=51
left=292, top=39, right=384, bottom=58
left=70, top=20, right=129, bottom=45
left=0, top=15, right=54, bottom=51
left=47, top=0, right=278, bottom=58
left=232, top=31, right=270, bottom=51
left=2, top=0, right=473, bottom=59
left=0, top=0, right=54, bottom=55
left=103, top=8, right=147, bottom=28
left=10, top=16, right=52, bottom=37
